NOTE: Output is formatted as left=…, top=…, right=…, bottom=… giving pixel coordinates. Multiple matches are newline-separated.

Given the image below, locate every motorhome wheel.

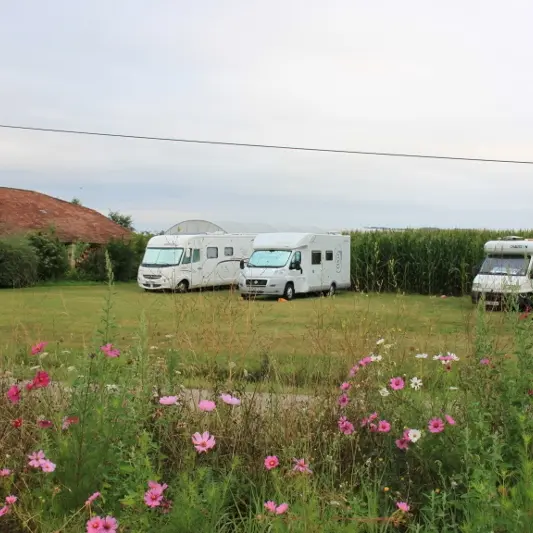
left=176, top=280, right=189, bottom=293
left=284, top=283, right=295, bottom=301
left=327, top=283, right=336, bottom=297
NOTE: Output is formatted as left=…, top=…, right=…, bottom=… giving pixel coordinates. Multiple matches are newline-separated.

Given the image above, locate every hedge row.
left=349, top=229, right=531, bottom=296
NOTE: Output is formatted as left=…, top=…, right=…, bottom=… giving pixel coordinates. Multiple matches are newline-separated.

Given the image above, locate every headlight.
left=472, top=283, right=481, bottom=291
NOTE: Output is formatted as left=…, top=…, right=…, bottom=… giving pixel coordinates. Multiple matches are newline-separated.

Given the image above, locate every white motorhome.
left=471, top=237, right=533, bottom=309
left=138, top=233, right=256, bottom=292
left=238, top=232, right=351, bottom=300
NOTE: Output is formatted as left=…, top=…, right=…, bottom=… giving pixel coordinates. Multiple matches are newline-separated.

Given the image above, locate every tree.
left=71, top=197, right=82, bottom=206
left=108, top=211, right=134, bottom=231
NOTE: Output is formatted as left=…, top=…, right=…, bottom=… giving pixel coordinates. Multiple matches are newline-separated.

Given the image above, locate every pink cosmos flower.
left=369, top=423, right=378, bottom=432
left=395, top=438, right=410, bottom=450
left=445, top=414, right=456, bottom=425
left=340, top=382, right=351, bottom=391
left=480, top=358, right=490, bottom=365
left=11, top=418, right=23, bottom=428
left=37, top=419, right=53, bottom=429
left=100, top=343, right=120, bottom=358
left=31, top=342, right=48, bottom=355
left=198, top=399, right=216, bottom=412
left=428, top=417, right=445, bottom=433
left=28, top=450, right=46, bottom=468
left=220, top=393, right=241, bottom=406
left=87, top=516, right=104, bottom=533
left=338, top=394, right=349, bottom=408
left=292, top=458, right=312, bottom=474
left=191, top=431, right=216, bottom=453
left=389, top=377, right=405, bottom=390
left=7, top=385, right=21, bottom=404
left=358, top=356, right=373, bottom=367
left=40, top=460, right=56, bottom=473
left=62, top=416, right=79, bottom=430
left=0, top=506, right=9, bottom=517
left=396, top=501, right=410, bottom=512
left=5, top=496, right=17, bottom=505
left=85, top=492, right=101, bottom=506
left=159, top=396, right=178, bottom=405
left=275, top=503, right=289, bottom=514
left=28, top=370, right=50, bottom=390
left=264, top=456, right=279, bottom=470
left=403, top=429, right=412, bottom=440
left=101, top=516, right=118, bottom=532
left=264, top=501, right=277, bottom=513
left=144, top=488, right=164, bottom=507
left=349, top=365, right=359, bottom=376
left=148, top=480, right=168, bottom=493
left=338, top=416, right=355, bottom=435
left=0, top=469, right=12, bottom=477
left=378, top=420, right=391, bottom=433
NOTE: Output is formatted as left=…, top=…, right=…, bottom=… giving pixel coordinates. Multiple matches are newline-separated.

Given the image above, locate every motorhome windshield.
left=479, top=255, right=531, bottom=276
left=141, top=247, right=184, bottom=267
left=248, top=250, right=291, bottom=268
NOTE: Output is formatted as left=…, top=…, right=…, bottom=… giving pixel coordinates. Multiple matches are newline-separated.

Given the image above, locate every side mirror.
left=239, top=259, right=245, bottom=270
left=290, top=261, right=301, bottom=271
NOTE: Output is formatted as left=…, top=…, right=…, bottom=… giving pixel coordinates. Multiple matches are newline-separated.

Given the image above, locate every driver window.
left=182, top=248, right=192, bottom=265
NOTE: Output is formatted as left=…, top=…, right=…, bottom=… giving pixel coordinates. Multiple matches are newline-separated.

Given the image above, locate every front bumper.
left=471, top=291, right=533, bottom=309
left=239, top=279, right=285, bottom=296
left=138, top=278, right=173, bottom=290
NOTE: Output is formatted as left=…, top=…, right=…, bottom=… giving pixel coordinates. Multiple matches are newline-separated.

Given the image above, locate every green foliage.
left=27, top=231, right=69, bottom=281
left=108, top=210, right=135, bottom=231
left=349, top=229, right=529, bottom=296
left=0, top=236, right=38, bottom=288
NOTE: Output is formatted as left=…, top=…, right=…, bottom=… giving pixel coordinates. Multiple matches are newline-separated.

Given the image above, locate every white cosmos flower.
left=433, top=354, right=441, bottom=360
left=447, top=352, right=459, bottom=361
left=415, top=353, right=428, bottom=359
left=370, top=355, right=382, bottom=362
left=376, top=338, right=385, bottom=345
left=379, top=387, right=390, bottom=397
left=449, top=386, right=459, bottom=390
left=407, top=429, right=421, bottom=442
left=410, top=377, right=423, bottom=390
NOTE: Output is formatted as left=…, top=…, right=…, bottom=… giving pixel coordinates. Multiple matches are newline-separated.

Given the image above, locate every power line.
left=0, top=123, right=532, bottom=166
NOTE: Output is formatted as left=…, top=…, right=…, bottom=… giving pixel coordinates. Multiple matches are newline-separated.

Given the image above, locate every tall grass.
left=3, top=258, right=533, bottom=531
left=350, top=229, right=532, bottom=296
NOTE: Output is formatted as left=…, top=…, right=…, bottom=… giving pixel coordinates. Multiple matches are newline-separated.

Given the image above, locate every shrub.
left=0, top=236, right=38, bottom=288
left=27, top=231, right=69, bottom=281
left=106, top=239, right=138, bottom=282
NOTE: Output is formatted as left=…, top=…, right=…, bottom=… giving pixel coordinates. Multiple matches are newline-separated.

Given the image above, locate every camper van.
left=138, top=233, right=256, bottom=292
left=238, top=232, right=351, bottom=300
left=471, top=237, right=533, bottom=309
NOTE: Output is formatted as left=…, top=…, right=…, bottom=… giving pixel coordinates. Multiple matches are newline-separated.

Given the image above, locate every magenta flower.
left=349, top=365, right=359, bottom=376
left=40, top=460, right=56, bottom=473
left=378, top=420, right=391, bottom=433
left=28, top=451, right=46, bottom=468
left=148, top=480, right=168, bottom=492
left=62, top=416, right=79, bottom=430
left=338, top=416, right=355, bottom=435
left=340, top=382, right=351, bottom=391
left=6, top=385, right=21, bottom=404
left=27, top=370, right=50, bottom=390
left=0, top=470, right=12, bottom=477
left=159, top=396, right=178, bottom=405
left=144, top=488, right=164, bottom=507
left=264, top=456, right=279, bottom=470
left=101, top=516, right=118, bottom=532
left=31, top=342, right=48, bottom=355
left=264, top=501, right=289, bottom=514
left=480, top=358, right=490, bottom=365
left=264, top=501, right=277, bottom=513
left=198, top=399, right=216, bottom=412
left=85, top=492, right=101, bottom=506
left=220, top=393, right=241, bottom=406
left=86, top=517, right=104, bottom=533
left=395, top=438, right=410, bottom=450
left=445, top=414, right=456, bottom=425
left=396, top=501, right=410, bottom=512
left=100, top=343, right=120, bottom=358
left=37, top=419, right=53, bottom=429
left=191, top=431, right=216, bottom=453
left=292, top=458, right=312, bottom=474
left=275, top=503, right=289, bottom=514
left=358, top=356, right=373, bottom=367
left=428, top=417, right=445, bottom=433
left=0, top=506, right=9, bottom=517
left=338, top=394, right=349, bottom=408
left=389, top=377, right=405, bottom=390
left=5, top=496, right=16, bottom=505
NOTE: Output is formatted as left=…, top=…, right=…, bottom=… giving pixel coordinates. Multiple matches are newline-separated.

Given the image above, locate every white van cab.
left=471, top=237, right=533, bottom=309
left=238, top=232, right=351, bottom=300
left=138, top=233, right=256, bottom=292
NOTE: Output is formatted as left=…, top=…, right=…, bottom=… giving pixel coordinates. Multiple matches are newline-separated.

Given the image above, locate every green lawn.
left=0, top=283, right=513, bottom=389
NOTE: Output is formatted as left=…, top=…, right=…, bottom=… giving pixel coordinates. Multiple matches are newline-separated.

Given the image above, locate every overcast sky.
left=1, top=1, right=532, bottom=232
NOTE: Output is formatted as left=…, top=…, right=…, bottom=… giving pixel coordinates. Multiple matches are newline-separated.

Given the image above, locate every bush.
left=75, top=246, right=107, bottom=282
left=27, top=231, right=69, bottom=281
left=0, top=236, right=38, bottom=288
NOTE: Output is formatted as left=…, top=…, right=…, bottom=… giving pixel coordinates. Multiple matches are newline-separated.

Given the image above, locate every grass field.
left=0, top=282, right=513, bottom=390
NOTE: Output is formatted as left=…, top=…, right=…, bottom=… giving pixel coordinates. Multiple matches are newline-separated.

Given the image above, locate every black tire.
left=284, top=283, right=295, bottom=301
left=241, top=294, right=250, bottom=300
left=327, top=283, right=336, bottom=297
left=176, top=280, right=189, bottom=293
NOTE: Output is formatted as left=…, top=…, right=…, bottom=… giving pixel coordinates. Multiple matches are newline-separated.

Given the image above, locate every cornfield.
left=349, top=229, right=532, bottom=296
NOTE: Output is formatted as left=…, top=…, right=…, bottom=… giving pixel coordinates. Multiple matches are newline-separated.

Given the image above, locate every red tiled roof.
left=0, top=187, right=132, bottom=244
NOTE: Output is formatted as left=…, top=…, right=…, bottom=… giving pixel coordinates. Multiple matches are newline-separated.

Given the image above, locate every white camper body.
left=138, top=233, right=256, bottom=292
left=471, top=238, right=533, bottom=309
left=238, top=232, right=351, bottom=300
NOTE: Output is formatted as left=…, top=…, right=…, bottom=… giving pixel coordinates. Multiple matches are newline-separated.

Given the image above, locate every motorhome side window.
left=182, top=248, right=201, bottom=264
left=224, top=247, right=234, bottom=257
left=294, top=251, right=301, bottom=263
left=326, top=251, right=333, bottom=261
left=207, top=247, right=218, bottom=259
left=311, top=251, right=322, bottom=265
